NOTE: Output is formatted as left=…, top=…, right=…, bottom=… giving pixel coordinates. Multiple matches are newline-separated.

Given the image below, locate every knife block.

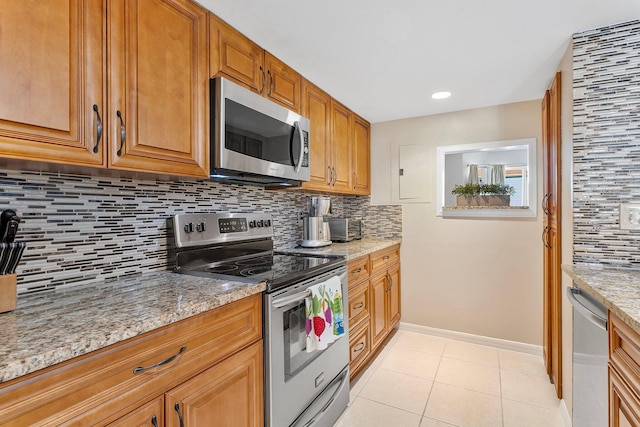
left=0, top=274, right=17, bottom=313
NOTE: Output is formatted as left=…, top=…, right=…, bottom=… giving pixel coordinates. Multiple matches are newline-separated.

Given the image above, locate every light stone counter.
left=277, top=238, right=402, bottom=261
left=0, top=272, right=265, bottom=383
left=563, top=264, right=640, bottom=335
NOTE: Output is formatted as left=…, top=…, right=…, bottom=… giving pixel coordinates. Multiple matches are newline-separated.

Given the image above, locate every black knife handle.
left=0, top=210, right=17, bottom=243
left=4, top=217, right=20, bottom=243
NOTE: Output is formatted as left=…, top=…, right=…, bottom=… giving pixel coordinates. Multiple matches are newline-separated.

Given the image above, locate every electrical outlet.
left=620, top=203, right=640, bottom=230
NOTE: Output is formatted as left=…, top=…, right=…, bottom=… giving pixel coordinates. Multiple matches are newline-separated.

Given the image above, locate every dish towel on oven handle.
left=305, top=275, right=344, bottom=352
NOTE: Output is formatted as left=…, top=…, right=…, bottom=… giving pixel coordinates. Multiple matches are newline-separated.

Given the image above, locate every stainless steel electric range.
left=171, top=212, right=350, bottom=427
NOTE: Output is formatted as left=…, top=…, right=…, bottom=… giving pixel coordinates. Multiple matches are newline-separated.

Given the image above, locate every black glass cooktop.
left=183, top=252, right=344, bottom=292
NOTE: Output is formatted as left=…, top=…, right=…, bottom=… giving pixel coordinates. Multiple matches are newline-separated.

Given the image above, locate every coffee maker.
left=301, top=196, right=332, bottom=248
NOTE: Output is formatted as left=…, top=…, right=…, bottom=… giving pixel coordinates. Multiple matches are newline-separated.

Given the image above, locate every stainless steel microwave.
left=210, top=77, right=311, bottom=186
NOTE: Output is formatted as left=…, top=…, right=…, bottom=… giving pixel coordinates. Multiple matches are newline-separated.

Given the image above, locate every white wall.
left=371, top=100, right=543, bottom=345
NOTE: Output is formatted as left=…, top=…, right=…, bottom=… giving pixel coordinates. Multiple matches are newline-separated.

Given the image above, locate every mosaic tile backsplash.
left=573, top=20, right=640, bottom=267
left=0, top=169, right=401, bottom=295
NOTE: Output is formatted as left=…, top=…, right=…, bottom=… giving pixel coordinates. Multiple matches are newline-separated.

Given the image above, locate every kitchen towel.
left=305, top=275, right=344, bottom=352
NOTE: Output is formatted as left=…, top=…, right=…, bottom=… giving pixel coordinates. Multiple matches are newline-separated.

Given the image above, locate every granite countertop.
left=0, top=272, right=265, bottom=384
left=563, top=264, right=640, bottom=334
left=0, top=238, right=401, bottom=385
left=277, top=237, right=402, bottom=261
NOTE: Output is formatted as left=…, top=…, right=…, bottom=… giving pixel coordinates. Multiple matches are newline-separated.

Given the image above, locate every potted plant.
left=451, top=183, right=515, bottom=207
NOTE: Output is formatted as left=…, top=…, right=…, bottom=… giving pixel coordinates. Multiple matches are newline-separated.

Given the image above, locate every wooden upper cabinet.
left=353, top=114, right=371, bottom=195
left=0, top=0, right=105, bottom=167
left=108, top=0, right=209, bottom=177
left=331, top=100, right=353, bottom=193
left=301, top=79, right=332, bottom=191
left=264, top=52, right=301, bottom=112
left=209, top=14, right=301, bottom=113
left=209, top=14, right=264, bottom=92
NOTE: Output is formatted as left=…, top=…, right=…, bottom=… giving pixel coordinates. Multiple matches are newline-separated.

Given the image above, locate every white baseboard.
left=560, top=399, right=572, bottom=427
left=399, top=322, right=543, bottom=356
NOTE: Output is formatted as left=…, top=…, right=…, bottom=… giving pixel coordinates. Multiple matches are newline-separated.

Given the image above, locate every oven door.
left=212, top=77, right=310, bottom=182
left=264, top=267, right=349, bottom=427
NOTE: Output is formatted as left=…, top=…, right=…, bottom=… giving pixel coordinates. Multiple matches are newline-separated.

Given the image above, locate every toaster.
left=327, top=218, right=362, bottom=242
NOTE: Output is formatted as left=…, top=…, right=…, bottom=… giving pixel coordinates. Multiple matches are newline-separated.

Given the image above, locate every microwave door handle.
left=293, top=121, right=304, bottom=172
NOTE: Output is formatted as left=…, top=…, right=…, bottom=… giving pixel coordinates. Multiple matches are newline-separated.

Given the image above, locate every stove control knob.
left=196, top=222, right=206, bottom=232
left=257, top=220, right=264, bottom=227
left=265, top=219, right=271, bottom=227
left=184, top=222, right=194, bottom=233
left=249, top=220, right=257, bottom=228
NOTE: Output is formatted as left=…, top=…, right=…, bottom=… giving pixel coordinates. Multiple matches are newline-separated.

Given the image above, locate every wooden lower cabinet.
left=609, top=312, right=640, bottom=426
left=106, top=397, right=165, bottom=427
left=610, top=367, right=640, bottom=427
left=347, top=244, right=401, bottom=379
left=165, top=341, right=263, bottom=427
left=0, top=294, right=263, bottom=427
left=370, top=263, right=401, bottom=349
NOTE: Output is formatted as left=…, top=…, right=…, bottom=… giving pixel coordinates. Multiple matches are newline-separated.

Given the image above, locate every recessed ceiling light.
left=432, top=91, right=451, bottom=100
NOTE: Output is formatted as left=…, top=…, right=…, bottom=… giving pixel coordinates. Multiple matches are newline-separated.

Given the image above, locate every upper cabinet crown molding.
left=0, top=0, right=209, bottom=178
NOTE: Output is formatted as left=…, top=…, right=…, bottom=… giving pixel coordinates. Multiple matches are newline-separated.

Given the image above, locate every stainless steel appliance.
left=327, top=218, right=362, bottom=242
left=567, top=285, right=608, bottom=427
left=301, top=196, right=332, bottom=248
left=210, top=77, right=311, bottom=186
left=171, top=212, right=350, bottom=427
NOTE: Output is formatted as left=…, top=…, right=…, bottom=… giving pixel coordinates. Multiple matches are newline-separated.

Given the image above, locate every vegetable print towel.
left=305, top=276, right=344, bottom=352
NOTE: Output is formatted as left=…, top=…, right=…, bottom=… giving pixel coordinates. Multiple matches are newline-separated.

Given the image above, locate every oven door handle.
left=272, top=290, right=311, bottom=308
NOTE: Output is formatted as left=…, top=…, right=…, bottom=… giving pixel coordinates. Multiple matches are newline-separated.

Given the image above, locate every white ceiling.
left=199, top=0, right=640, bottom=123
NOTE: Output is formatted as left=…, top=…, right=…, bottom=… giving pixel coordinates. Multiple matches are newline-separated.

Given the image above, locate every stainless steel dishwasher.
left=567, top=285, right=608, bottom=427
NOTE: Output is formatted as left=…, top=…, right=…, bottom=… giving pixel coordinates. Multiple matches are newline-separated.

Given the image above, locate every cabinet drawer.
left=0, top=294, right=262, bottom=426
left=347, top=255, right=370, bottom=287
left=610, top=312, right=640, bottom=397
left=370, top=245, right=400, bottom=276
left=349, top=322, right=371, bottom=375
left=348, top=279, right=370, bottom=328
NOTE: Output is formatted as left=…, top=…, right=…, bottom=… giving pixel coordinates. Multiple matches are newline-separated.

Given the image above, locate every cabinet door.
left=387, top=264, right=401, bottom=330
left=106, top=396, right=164, bottom=427
left=610, top=367, right=640, bottom=427
left=301, top=79, right=332, bottom=191
left=210, top=14, right=264, bottom=93
left=264, top=52, right=301, bottom=113
left=0, top=0, right=105, bottom=167
left=166, top=341, right=263, bottom=427
left=330, top=100, right=352, bottom=193
left=108, top=0, right=208, bottom=177
left=370, top=273, right=388, bottom=349
left=352, top=114, right=371, bottom=195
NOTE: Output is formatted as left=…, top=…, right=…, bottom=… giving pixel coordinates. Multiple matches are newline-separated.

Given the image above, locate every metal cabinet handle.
left=387, top=273, right=393, bottom=291
left=116, top=110, right=126, bottom=157
left=353, top=342, right=365, bottom=353
left=133, top=346, right=187, bottom=374
left=92, top=104, right=102, bottom=154
left=331, top=167, right=337, bottom=186
left=267, top=69, right=273, bottom=97
left=174, top=402, right=185, bottom=427
left=259, top=66, right=266, bottom=94
left=542, top=227, right=552, bottom=249
left=351, top=267, right=362, bottom=275
left=353, top=302, right=364, bottom=310
left=383, top=255, right=390, bottom=260
left=542, top=193, right=552, bottom=215
left=353, top=173, right=358, bottom=190
left=151, top=415, right=159, bottom=427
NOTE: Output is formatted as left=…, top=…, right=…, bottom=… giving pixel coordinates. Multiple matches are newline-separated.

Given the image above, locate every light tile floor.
left=335, top=330, right=564, bottom=427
